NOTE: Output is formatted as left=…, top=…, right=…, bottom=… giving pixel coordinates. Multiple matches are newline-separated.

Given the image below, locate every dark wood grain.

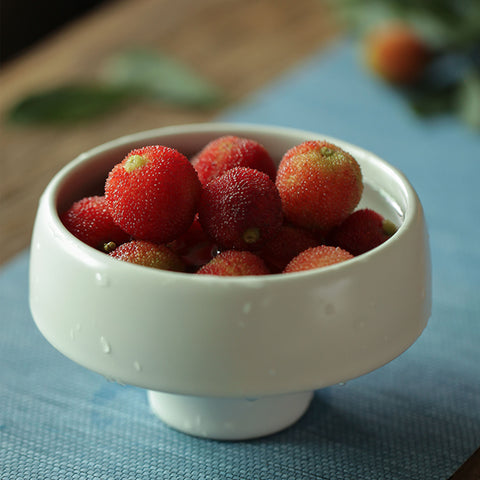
left=449, top=447, right=480, bottom=480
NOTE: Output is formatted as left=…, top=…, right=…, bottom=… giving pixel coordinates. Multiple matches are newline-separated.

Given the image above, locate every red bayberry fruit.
left=191, top=135, right=277, bottom=185
left=259, top=224, right=318, bottom=273
left=198, top=167, right=283, bottom=251
left=60, top=195, right=130, bottom=251
left=326, top=208, right=397, bottom=256
left=276, top=141, right=363, bottom=232
left=109, top=240, right=185, bottom=272
left=105, top=145, right=202, bottom=243
left=168, top=215, right=216, bottom=270
left=197, top=250, right=270, bottom=276
left=283, top=245, right=354, bottom=273
left=364, top=22, right=430, bottom=85
left=168, top=214, right=207, bottom=254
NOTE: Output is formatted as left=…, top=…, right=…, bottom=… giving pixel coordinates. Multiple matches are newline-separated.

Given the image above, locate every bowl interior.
left=54, top=124, right=407, bottom=233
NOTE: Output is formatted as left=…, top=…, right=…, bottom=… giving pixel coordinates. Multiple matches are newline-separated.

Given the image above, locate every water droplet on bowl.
left=95, top=272, right=110, bottom=287
left=50, top=226, right=62, bottom=240
left=133, top=361, right=142, bottom=371
left=268, top=368, right=277, bottom=376
left=242, top=302, right=252, bottom=315
left=100, top=336, right=111, bottom=354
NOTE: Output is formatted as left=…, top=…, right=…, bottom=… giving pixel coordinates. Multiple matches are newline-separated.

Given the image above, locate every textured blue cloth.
left=1, top=40, right=479, bottom=479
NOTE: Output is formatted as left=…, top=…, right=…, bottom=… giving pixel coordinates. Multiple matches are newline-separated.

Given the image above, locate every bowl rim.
left=41, top=121, right=420, bottom=284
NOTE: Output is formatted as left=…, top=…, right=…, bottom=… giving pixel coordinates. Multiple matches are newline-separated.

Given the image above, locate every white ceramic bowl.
left=29, top=123, right=431, bottom=440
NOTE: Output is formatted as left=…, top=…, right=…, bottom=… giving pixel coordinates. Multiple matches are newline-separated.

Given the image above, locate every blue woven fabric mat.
left=1, top=40, right=479, bottom=479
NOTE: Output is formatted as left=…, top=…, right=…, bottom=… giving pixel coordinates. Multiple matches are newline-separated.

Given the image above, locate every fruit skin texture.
left=259, top=224, right=318, bottom=273
left=191, top=135, right=277, bottom=185
left=364, top=23, right=430, bottom=85
left=109, top=240, right=185, bottom=271
left=105, top=145, right=202, bottom=243
left=60, top=195, right=130, bottom=251
left=276, top=141, right=363, bottom=232
left=283, top=245, right=354, bottom=273
left=198, top=167, right=283, bottom=251
left=197, top=250, right=270, bottom=276
left=168, top=214, right=216, bottom=271
left=326, top=208, right=393, bottom=256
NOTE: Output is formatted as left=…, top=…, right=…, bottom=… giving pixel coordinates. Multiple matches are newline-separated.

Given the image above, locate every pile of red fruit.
left=60, top=135, right=397, bottom=276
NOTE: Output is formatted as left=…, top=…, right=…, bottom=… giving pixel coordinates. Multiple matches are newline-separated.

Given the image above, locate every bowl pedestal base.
left=148, top=390, right=314, bottom=440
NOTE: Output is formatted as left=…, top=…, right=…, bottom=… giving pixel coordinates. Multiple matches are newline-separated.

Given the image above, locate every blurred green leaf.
left=102, top=49, right=223, bottom=107
left=333, top=0, right=480, bottom=48
left=6, top=49, right=223, bottom=125
left=7, top=85, right=131, bottom=124
left=333, top=0, right=480, bottom=130
left=457, top=70, right=480, bottom=129
left=406, top=51, right=466, bottom=116
left=407, top=85, right=457, bottom=116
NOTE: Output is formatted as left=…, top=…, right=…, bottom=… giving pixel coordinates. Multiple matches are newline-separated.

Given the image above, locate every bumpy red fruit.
left=60, top=195, right=130, bottom=251
left=168, top=215, right=216, bottom=270
left=109, top=240, right=185, bottom=271
left=276, top=141, right=363, bottom=232
left=327, top=208, right=396, bottom=256
left=191, top=135, right=277, bottom=185
left=105, top=145, right=201, bottom=243
left=197, top=250, right=270, bottom=276
left=198, top=167, right=283, bottom=251
left=283, top=245, right=354, bottom=273
left=260, top=224, right=318, bottom=273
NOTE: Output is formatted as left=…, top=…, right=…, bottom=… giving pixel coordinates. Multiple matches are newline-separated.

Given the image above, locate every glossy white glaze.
left=29, top=123, right=431, bottom=439
left=148, top=390, right=314, bottom=440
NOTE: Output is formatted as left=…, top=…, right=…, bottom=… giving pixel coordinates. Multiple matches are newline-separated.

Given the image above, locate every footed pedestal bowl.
left=29, top=123, right=431, bottom=440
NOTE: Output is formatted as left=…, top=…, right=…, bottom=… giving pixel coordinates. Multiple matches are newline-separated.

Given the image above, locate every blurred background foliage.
left=333, top=0, right=480, bottom=128
left=2, top=0, right=479, bottom=129
left=335, top=0, right=480, bottom=48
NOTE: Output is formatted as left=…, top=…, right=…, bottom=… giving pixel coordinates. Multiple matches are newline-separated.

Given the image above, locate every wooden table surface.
left=0, top=0, right=340, bottom=266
